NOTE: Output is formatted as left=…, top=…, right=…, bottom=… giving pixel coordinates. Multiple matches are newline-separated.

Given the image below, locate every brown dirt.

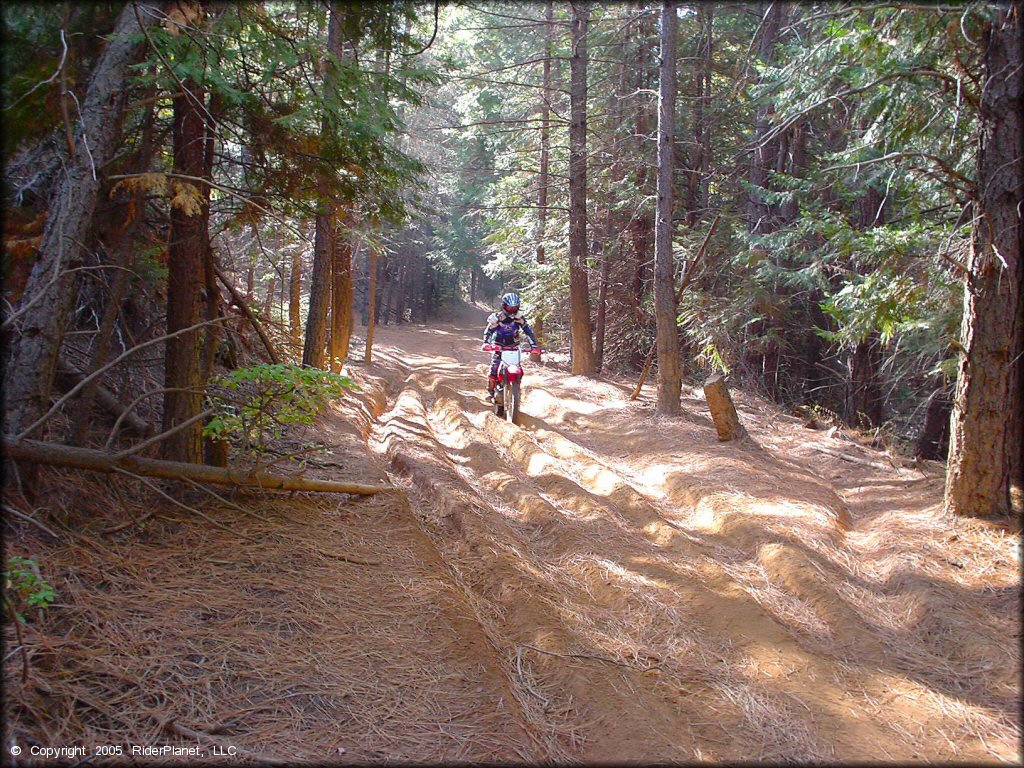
left=4, top=305, right=1020, bottom=763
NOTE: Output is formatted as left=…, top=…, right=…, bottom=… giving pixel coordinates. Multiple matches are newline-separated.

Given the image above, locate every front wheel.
left=507, top=379, right=521, bottom=425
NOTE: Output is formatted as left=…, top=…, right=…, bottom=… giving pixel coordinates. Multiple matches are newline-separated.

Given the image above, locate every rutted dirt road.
left=6, top=307, right=1018, bottom=763
left=349, top=306, right=1020, bottom=763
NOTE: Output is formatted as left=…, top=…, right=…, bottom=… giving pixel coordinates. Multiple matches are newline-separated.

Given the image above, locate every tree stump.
left=703, top=373, right=747, bottom=441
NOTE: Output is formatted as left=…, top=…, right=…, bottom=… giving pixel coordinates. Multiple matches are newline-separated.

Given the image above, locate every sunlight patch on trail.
left=354, top=319, right=1022, bottom=763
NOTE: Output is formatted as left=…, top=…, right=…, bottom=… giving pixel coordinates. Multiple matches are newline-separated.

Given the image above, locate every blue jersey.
left=484, top=310, right=537, bottom=346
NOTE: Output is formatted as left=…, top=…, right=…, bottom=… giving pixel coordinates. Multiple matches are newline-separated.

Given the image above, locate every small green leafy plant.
left=696, top=341, right=729, bottom=374
left=3, top=556, right=56, bottom=624
left=203, top=364, right=354, bottom=456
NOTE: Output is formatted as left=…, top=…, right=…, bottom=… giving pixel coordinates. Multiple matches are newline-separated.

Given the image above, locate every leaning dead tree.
left=3, top=2, right=164, bottom=438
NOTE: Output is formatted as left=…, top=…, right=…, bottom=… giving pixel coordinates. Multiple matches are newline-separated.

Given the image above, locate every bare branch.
left=17, top=318, right=230, bottom=441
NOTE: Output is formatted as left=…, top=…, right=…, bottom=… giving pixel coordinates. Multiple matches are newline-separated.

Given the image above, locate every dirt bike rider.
left=482, top=292, right=539, bottom=401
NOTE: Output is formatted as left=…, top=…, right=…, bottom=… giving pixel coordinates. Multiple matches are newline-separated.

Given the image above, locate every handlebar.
left=482, top=344, right=542, bottom=353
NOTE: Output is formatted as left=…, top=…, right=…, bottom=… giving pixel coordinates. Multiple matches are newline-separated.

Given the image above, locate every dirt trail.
left=353, top=305, right=1020, bottom=763
left=6, top=307, right=1019, bottom=763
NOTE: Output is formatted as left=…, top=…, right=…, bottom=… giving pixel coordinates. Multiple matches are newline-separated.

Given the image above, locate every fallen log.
left=703, top=373, right=747, bottom=441
left=2, top=438, right=393, bottom=496
left=810, top=444, right=904, bottom=475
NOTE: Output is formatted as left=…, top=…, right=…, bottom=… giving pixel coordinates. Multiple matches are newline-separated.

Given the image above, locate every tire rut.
left=368, top=353, right=850, bottom=760
left=371, top=370, right=741, bottom=760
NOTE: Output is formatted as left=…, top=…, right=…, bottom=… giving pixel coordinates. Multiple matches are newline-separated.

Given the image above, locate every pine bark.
left=684, top=3, right=713, bottom=226
left=536, top=0, right=554, bottom=266
left=568, top=1, right=596, bottom=375
left=303, top=216, right=332, bottom=367
left=74, top=98, right=158, bottom=443
left=846, top=333, right=884, bottom=428
left=3, top=3, right=160, bottom=438
left=289, top=247, right=302, bottom=350
left=302, top=2, right=344, bottom=368
left=162, top=75, right=210, bottom=463
left=629, top=9, right=653, bottom=368
left=945, top=6, right=1024, bottom=518
left=846, top=186, right=887, bottom=428
left=263, top=274, right=277, bottom=319
left=330, top=235, right=354, bottom=371
left=704, top=374, right=747, bottom=441
left=55, top=361, right=152, bottom=438
left=199, top=88, right=222, bottom=389
left=595, top=239, right=611, bottom=374
left=364, top=247, right=379, bottom=364
left=654, top=0, right=682, bottom=415
left=915, top=378, right=952, bottom=460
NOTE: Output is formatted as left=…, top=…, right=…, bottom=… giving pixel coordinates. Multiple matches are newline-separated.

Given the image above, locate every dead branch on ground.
left=2, top=438, right=396, bottom=496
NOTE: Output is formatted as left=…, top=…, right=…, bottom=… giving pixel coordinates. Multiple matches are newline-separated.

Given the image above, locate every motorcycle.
left=483, top=343, right=540, bottom=425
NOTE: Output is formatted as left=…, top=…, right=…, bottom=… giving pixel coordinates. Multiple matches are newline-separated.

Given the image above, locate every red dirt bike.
left=483, top=343, right=540, bottom=425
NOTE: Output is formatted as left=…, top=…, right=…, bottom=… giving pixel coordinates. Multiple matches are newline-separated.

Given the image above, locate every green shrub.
left=3, top=556, right=56, bottom=624
left=203, top=364, right=354, bottom=456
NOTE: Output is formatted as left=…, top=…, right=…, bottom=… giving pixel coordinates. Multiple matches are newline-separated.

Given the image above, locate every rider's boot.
left=486, top=375, right=497, bottom=401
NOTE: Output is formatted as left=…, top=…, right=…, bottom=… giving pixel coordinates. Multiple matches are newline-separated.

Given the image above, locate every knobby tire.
left=508, top=379, right=521, bottom=425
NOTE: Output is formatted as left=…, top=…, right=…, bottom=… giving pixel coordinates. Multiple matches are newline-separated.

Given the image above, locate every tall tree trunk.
left=654, top=0, right=681, bottom=415
left=303, top=216, right=331, bottom=367
left=629, top=9, right=652, bottom=369
left=375, top=253, right=389, bottom=326
left=394, top=253, right=409, bottom=324
left=279, top=263, right=287, bottom=317
left=744, top=3, right=788, bottom=395
left=531, top=0, right=551, bottom=360
left=945, top=6, right=1024, bottom=518
left=779, top=122, right=807, bottom=224
left=846, top=186, right=886, bottom=428
left=594, top=238, right=612, bottom=373
left=536, top=0, right=554, bottom=267
left=289, top=247, right=301, bottom=350
left=915, top=377, right=952, bottom=460
left=3, top=3, right=160, bottom=438
left=747, top=1, right=785, bottom=234
left=846, top=333, right=883, bottom=429
left=73, top=241, right=134, bottom=444
left=381, top=255, right=397, bottom=326
left=685, top=3, right=713, bottom=226
left=568, top=1, right=596, bottom=375
left=74, top=96, right=159, bottom=443
left=330, top=234, right=354, bottom=371
left=364, top=247, right=379, bottom=364
left=302, top=2, right=344, bottom=368
left=263, top=275, right=277, bottom=319
left=327, top=10, right=358, bottom=367
left=162, top=76, right=210, bottom=463
left=200, top=87, right=223, bottom=388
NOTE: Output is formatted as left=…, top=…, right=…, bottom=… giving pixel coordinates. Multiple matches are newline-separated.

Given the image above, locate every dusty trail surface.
left=5, top=306, right=1019, bottom=764
left=357, top=305, right=1019, bottom=763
